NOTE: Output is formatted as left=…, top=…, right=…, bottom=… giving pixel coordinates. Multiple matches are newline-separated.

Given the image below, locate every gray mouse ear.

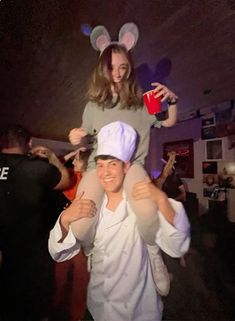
left=118, top=22, right=139, bottom=51
left=90, top=25, right=111, bottom=51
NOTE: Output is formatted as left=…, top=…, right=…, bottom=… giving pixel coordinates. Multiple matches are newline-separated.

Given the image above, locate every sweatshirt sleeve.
left=48, top=215, right=81, bottom=262
left=155, top=199, right=191, bottom=257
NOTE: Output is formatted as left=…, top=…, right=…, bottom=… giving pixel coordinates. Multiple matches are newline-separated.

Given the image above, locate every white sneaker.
left=147, top=244, right=170, bottom=296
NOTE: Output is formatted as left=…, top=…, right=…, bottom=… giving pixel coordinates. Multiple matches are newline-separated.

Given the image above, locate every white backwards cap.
left=96, top=121, right=137, bottom=162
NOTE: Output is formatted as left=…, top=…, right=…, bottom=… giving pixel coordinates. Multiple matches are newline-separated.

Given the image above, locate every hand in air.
left=31, top=146, right=53, bottom=159
left=151, top=82, right=178, bottom=103
left=163, top=151, right=176, bottom=177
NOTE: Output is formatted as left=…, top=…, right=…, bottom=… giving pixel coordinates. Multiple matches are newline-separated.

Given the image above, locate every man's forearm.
left=156, top=192, right=175, bottom=225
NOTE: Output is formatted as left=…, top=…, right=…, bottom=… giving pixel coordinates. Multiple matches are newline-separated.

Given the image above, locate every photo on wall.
left=206, top=139, right=223, bottom=160
left=202, top=161, right=218, bottom=174
left=201, top=126, right=216, bottom=140
left=163, top=139, right=194, bottom=178
left=201, top=116, right=215, bottom=127
left=201, top=113, right=216, bottom=140
left=218, top=175, right=235, bottom=189
left=218, top=161, right=235, bottom=175
left=203, top=173, right=219, bottom=197
left=218, top=161, right=235, bottom=189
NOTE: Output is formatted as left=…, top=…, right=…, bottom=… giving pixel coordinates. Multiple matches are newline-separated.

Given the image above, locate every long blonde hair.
left=87, top=44, right=142, bottom=110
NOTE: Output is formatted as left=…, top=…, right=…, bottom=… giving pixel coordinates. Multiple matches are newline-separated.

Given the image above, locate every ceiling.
left=1, top=0, right=235, bottom=141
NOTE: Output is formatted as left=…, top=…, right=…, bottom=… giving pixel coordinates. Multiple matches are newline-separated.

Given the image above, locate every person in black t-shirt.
left=0, top=124, right=70, bottom=321
left=154, top=151, right=186, bottom=202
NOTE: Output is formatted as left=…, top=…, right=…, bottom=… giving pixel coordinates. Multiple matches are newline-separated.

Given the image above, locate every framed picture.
left=218, top=161, right=235, bottom=175
left=218, top=175, right=235, bottom=189
left=206, top=139, right=223, bottom=160
left=217, top=161, right=235, bottom=189
left=202, top=161, right=218, bottom=174
left=201, top=126, right=216, bottom=140
left=163, top=139, right=194, bottom=178
left=202, top=116, right=215, bottom=127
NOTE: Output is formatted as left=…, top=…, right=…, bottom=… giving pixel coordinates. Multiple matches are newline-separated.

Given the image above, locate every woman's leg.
left=124, top=164, right=170, bottom=294
left=70, top=169, right=104, bottom=245
left=124, top=163, right=159, bottom=245
left=146, top=243, right=170, bottom=296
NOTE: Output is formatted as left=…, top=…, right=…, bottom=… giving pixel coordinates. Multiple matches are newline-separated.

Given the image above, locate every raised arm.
left=151, top=82, right=178, bottom=127
left=31, top=146, right=71, bottom=190
left=154, top=151, right=176, bottom=189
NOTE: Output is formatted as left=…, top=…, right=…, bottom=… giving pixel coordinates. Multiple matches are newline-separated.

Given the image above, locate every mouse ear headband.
left=90, top=22, right=139, bottom=53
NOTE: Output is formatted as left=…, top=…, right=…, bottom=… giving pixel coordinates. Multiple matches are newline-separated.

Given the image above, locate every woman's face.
left=110, top=51, right=129, bottom=84
left=72, top=156, right=85, bottom=172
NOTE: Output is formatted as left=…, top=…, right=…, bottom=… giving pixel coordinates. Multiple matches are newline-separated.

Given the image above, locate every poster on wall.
left=218, top=161, right=235, bottom=189
left=201, top=116, right=215, bottom=127
left=202, top=161, right=218, bottom=197
left=201, top=113, right=216, bottom=140
left=202, top=161, right=235, bottom=197
left=203, top=174, right=219, bottom=197
left=202, top=161, right=218, bottom=174
left=163, top=139, right=194, bottom=178
left=201, top=126, right=216, bottom=140
left=206, top=139, right=223, bottom=160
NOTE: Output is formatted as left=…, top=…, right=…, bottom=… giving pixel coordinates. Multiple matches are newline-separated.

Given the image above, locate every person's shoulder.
left=84, top=101, right=98, bottom=110
left=26, top=154, right=49, bottom=165
left=24, top=154, right=59, bottom=173
left=0, top=153, right=28, bottom=166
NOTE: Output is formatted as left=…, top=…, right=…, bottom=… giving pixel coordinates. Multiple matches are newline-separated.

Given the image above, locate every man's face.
left=96, top=158, right=130, bottom=194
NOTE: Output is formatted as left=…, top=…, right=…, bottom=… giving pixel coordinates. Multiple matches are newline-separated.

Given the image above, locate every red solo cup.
left=143, top=89, right=162, bottom=115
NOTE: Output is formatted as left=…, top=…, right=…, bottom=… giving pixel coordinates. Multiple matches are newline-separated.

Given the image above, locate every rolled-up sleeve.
left=156, top=199, right=190, bottom=257
left=48, top=216, right=81, bottom=262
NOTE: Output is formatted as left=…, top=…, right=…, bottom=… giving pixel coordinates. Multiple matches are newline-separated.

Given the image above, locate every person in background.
left=154, top=151, right=188, bottom=268
left=63, top=147, right=91, bottom=201
left=0, top=124, right=70, bottom=321
left=49, top=121, right=190, bottom=321
left=51, top=147, right=91, bottom=321
left=30, top=145, right=73, bottom=231
left=155, top=151, right=187, bottom=203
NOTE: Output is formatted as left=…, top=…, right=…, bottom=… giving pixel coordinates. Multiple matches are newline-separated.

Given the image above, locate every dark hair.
left=0, top=124, right=31, bottom=153
left=64, top=149, right=92, bottom=171
left=79, top=149, right=92, bottom=163
left=75, top=149, right=91, bottom=172
left=94, top=154, right=122, bottom=163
